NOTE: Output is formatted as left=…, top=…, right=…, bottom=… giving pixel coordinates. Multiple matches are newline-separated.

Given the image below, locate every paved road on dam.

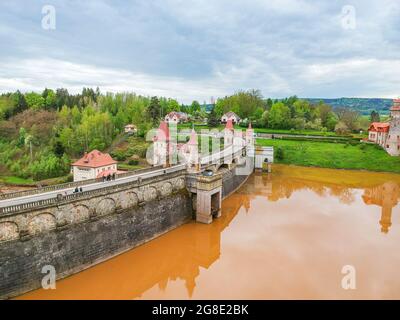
left=0, top=164, right=186, bottom=209
left=0, top=145, right=245, bottom=210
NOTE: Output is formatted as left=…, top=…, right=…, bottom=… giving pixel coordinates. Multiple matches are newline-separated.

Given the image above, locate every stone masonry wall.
left=221, top=167, right=249, bottom=199
left=0, top=173, right=191, bottom=299
left=0, top=165, right=251, bottom=299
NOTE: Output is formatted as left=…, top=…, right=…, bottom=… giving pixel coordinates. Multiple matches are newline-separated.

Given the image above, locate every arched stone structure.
left=174, top=178, right=186, bottom=191
left=144, top=186, right=158, bottom=202
left=67, top=205, right=90, bottom=224
left=0, top=222, right=19, bottom=242
left=160, top=182, right=173, bottom=197
left=28, top=213, right=57, bottom=236
left=120, top=191, right=139, bottom=209
left=96, top=198, right=116, bottom=217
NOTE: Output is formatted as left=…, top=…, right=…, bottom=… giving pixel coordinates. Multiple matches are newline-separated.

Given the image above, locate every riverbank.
left=257, top=139, right=400, bottom=174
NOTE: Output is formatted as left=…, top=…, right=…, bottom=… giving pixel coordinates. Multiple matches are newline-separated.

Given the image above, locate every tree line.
left=211, top=90, right=373, bottom=133
left=0, top=88, right=379, bottom=181
left=0, top=88, right=191, bottom=181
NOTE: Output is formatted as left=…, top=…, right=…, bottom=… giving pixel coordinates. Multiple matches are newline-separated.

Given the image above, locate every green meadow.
left=257, top=139, right=400, bottom=173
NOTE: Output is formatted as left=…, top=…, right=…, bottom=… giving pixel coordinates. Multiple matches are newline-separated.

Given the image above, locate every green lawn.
left=257, top=139, right=400, bottom=173
left=178, top=123, right=367, bottom=139
left=0, top=176, right=35, bottom=185
left=117, top=163, right=144, bottom=171
left=252, top=128, right=340, bottom=137
left=0, top=175, right=73, bottom=186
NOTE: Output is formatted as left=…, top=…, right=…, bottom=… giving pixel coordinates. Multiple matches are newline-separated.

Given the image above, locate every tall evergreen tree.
left=147, top=96, right=161, bottom=125
left=207, top=107, right=219, bottom=127
left=370, top=110, right=380, bottom=123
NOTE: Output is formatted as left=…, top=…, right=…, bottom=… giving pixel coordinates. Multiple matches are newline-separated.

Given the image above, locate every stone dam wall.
left=0, top=167, right=248, bottom=299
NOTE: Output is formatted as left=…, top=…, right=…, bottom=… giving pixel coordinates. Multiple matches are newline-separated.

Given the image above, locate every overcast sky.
left=0, top=0, right=399, bottom=103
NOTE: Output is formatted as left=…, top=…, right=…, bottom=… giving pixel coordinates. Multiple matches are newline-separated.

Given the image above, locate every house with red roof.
left=164, top=112, right=189, bottom=124
left=368, top=122, right=390, bottom=145
left=221, top=111, right=241, bottom=124
left=367, top=98, right=400, bottom=156
left=72, top=150, right=119, bottom=182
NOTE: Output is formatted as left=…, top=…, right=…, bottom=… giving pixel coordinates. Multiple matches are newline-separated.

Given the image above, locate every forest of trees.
left=213, top=90, right=371, bottom=133
left=0, top=88, right=377, bottom=181
left=0, top=88, right=188, bottom=180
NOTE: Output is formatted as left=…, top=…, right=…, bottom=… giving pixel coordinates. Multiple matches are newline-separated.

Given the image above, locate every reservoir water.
left=19, top=165, right=400, bottom=299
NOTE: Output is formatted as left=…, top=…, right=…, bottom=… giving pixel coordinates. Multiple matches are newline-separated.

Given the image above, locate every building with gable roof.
left=221, top=111, right=241, bottom=124
left=368, top=98, right=400, bottom=156
left=72, top=150, right=118, bottom=182
left=165, top=112, right=189, bottom=124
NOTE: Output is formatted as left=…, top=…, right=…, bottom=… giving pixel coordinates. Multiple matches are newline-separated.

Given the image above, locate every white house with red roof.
left=368, top=98, right=400, bottom=156
left=72, top=150, right=118, bottom=182
left=221, top=111, right=241, bottom=124
left=164, top=112, right=189, bottom=124
left=368, top=122, right=390, bottom=145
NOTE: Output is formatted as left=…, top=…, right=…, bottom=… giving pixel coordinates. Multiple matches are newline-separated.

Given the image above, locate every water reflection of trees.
left=243, top=173, right=400, bottom=234
left=242, top=173, right=357, bottom=204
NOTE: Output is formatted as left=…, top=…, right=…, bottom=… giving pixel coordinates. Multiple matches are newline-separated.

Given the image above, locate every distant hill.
left=304, top=98, right=393, bottom=115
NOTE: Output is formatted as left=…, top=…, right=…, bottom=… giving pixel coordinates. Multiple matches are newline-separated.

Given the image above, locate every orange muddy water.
left=19, top=165, right=400, bottom=299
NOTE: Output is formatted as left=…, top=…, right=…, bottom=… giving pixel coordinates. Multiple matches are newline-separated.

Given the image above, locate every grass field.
left=252, top=127, right=340, bottom=137
left=117, top=163, right=144, bottom=171
left=0, top=176, right=35, bottom=185
left=0, top=175, right=72, bottom=186
left=178, top=123, right=367, bottom=139
left=257, top=139, right=400, bottom=173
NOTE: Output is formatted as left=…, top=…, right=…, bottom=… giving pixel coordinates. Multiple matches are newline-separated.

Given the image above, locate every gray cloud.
left=0, top=0, right=399, bottom=103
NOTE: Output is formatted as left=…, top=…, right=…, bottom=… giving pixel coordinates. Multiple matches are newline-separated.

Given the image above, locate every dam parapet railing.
left=0, top=166, right=186, bottom=216
left=0, top=165, right=164, bottom=201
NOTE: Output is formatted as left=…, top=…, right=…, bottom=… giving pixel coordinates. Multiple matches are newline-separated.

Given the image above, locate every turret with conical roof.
left=246, top=121, right=254, bottom=147
left=224, top=119, right=234, bottom=146
left=185, top=129, right=199, bottom=171
left=153, top=121, right=171, bottom=167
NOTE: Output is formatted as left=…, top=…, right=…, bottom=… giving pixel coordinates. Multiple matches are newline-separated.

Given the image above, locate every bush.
left=128, top=159, right=139, bottom=166
left=111, top=149, right=127, bottom=161
left=373, top=144, right=383, bottom=150
left=128, top=144, right=148, bottom=158
left=275, top=147, right=284, bottom=160
left=349, top=140, right=359, bottom=146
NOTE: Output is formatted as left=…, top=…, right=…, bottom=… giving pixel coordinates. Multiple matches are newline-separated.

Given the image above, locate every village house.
left=368, top=122, right=390, bottom=145
left=368, top=98, right=400, bottom=156
left=71, top=150, right=118, bottom=182
left=221, top=111, right=241, bottom=124
left=124, top=124, right=137, bottom=135
left=164, top=111, right=189, bottom=124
